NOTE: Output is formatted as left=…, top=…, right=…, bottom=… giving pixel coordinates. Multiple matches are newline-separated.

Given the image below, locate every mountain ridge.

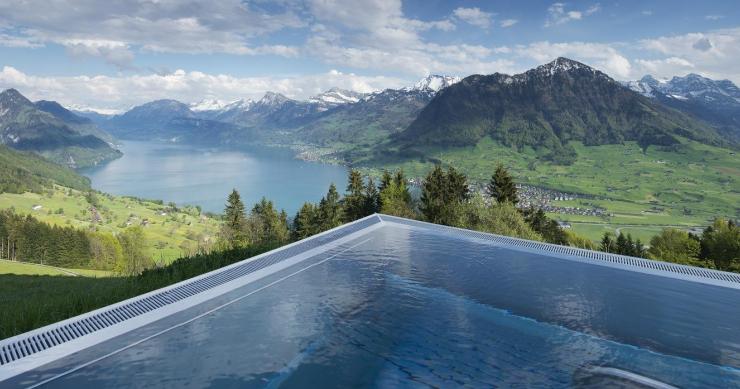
left=0, top=88, right=121, bottom=168
left=395, top=57, right=729, bottom=165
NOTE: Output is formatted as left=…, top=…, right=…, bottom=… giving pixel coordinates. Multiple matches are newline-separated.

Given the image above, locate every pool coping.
left=2, top=213, right=739, bottom=383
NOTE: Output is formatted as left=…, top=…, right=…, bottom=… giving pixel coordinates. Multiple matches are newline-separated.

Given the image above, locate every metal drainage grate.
left=0, top=215, right=382, bottom=367
left=379, top=214, right=740, bottom=285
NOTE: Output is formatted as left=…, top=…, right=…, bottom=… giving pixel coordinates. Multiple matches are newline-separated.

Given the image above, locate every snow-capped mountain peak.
left=406, top=75, right=461, bottom=93
left=189, top=98, right=230, bottom=112
left=308, top=88, right=365, bottom=111
left=624, top=73, right=740, bottom=103
left=258, top=92, right=290, bottom=106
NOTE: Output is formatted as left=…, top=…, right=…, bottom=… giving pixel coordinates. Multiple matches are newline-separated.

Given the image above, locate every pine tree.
left=363, top=177, right=380, bottom=215
left=248, top=197, right=289, bottom=245
left=420, top=166, right=469, bottom=225
left=344, top=169, right=366, bottom=222
left=600, top=232, right=615, bottom=253
left=292, top=202, right=318, bottom=240
left=318, top=183, right=343, bottom=230
left=379, top=170, right=393, bottom=192
left=221, top=189, right=248, bottom=248
left=420, top=165, right=447, bottom=224
left=616, top=232, right=629, bottom=255
left=625, top=234, right=635, bottom=256
left=487, top=164, right=518, bottom=205
left=635, top=238, right=646, bottom=258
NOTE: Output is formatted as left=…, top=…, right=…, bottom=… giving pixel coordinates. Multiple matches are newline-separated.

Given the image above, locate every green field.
left=0, top=259, right=113, bottom=277
left=0, top=186, right=222, bottom=263
left=363, top=137, right=739, bottom=242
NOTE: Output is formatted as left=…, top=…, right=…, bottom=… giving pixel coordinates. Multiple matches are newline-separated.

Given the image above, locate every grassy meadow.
left=363, top=137, right=739, bottom=242
left=0, top=186, right=222, bottom=264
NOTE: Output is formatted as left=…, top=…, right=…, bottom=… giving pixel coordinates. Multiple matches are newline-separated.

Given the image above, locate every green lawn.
left=0, top=259, right=113, bottom=277
left=0, top=186, right=222, bottom=264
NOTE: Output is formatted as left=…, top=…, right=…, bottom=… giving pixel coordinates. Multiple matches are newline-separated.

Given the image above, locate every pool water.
left=7, top=224, right=740, bottom=388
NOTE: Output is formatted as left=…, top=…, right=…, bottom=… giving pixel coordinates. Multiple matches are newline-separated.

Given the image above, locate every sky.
left=0, top=0, right=738, bottom=112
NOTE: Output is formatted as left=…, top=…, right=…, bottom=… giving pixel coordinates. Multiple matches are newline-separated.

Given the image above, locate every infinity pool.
left=2, top=216, right=740, bottom=388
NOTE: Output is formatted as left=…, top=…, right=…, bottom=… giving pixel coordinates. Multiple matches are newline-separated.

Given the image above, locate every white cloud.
left=0, top=0, right=305, bottom=64
left=500, top=19, right=518, bottom=28
left=635, top=27, right=740, bottom=82
left=545, top=3, right=600, bottom=27
left=705, top=15, right=724, bottom=20
left=0, top=65, right=407, bottom=111
left=452, top=7, right=493, bottom=29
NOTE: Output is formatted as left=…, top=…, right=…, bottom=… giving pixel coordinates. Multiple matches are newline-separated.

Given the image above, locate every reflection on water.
left=80, top=141, right=349, bottom=214
left=28, top=226, right=740, bottom=388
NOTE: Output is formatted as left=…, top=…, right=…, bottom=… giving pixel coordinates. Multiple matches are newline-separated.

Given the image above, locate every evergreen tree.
left=318, top=184, right=343, bottom=230
left=363, top=177, right=380, bottom=215
left=600, top=232, right=615, bottom=253
left=248, top=197, right=290, bottom=245
left=420, top=165, right=447, bottom=224
left=616, top=232, right=628, bottom=255
left=487, top=164, right=518, bottom=205
left=634, top=238, right=646, bottom=258
left=344, top=169, right=366, bottom=222
left=523, top=207, right=568, bottom=245
left=221, top=189, right=248, bottom=248
left=292, top=202, right=318, bottom=240
left=379, top=170, right=393, bottom=192
left=420, top=166, right=469, bottom=225
left=446, top=167, right=470, bottom=202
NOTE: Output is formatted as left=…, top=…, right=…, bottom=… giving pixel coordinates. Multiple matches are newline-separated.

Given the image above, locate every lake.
left=81, top=141, right=349, bottom=215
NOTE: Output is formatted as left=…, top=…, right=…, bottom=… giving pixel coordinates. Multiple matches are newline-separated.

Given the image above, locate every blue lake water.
left=80, top=141, right=349, bottom=214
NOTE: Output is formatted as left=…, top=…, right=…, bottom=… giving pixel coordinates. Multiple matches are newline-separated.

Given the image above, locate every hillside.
left=0, top=89, right=121, bottom=168
left=397, top=58, right=729, bottom=165
left=0, top=186, right=221, bottom=262
left=0, top=144, right=91, bottom=193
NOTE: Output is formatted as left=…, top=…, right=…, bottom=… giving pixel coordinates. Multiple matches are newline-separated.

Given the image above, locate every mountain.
left=295, top=75, right=460, bottom=146
left=100, top=99, right=258, bottom=144
left=212, top=92, right=327, bottom=129
left=103, top=99, right=196, bottom=138
left=308, top=88, right=365, bottom=111
left=397, top=58, right=728, bottom=164
left=624, top=74, right=740, bottom=143
left=0, top=89, right=121, bottom=168
left=35, top=100, right=115, bottom=143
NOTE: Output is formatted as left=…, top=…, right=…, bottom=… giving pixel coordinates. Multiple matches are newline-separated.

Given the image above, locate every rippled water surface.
left=15, top=226, right=740, bottom=388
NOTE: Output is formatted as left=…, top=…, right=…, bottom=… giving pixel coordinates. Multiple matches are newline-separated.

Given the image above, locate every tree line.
left=219, top=164, right=594, bottom=252
left=600, top=220, right=738, bottom=272
left=0, top=210, right=151, bottom=275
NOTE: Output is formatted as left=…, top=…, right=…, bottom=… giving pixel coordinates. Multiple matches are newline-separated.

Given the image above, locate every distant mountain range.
left=398, top=58, right=728, bottom=164
left=15, top=58, right=738, bottom=171
left=0, top=89, right=120, bottom=168
left=623, top=74, right=740, bottom=143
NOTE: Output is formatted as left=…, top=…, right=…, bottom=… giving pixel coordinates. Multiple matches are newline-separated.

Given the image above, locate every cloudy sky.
left=0, top=0, right=738, bottom=112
